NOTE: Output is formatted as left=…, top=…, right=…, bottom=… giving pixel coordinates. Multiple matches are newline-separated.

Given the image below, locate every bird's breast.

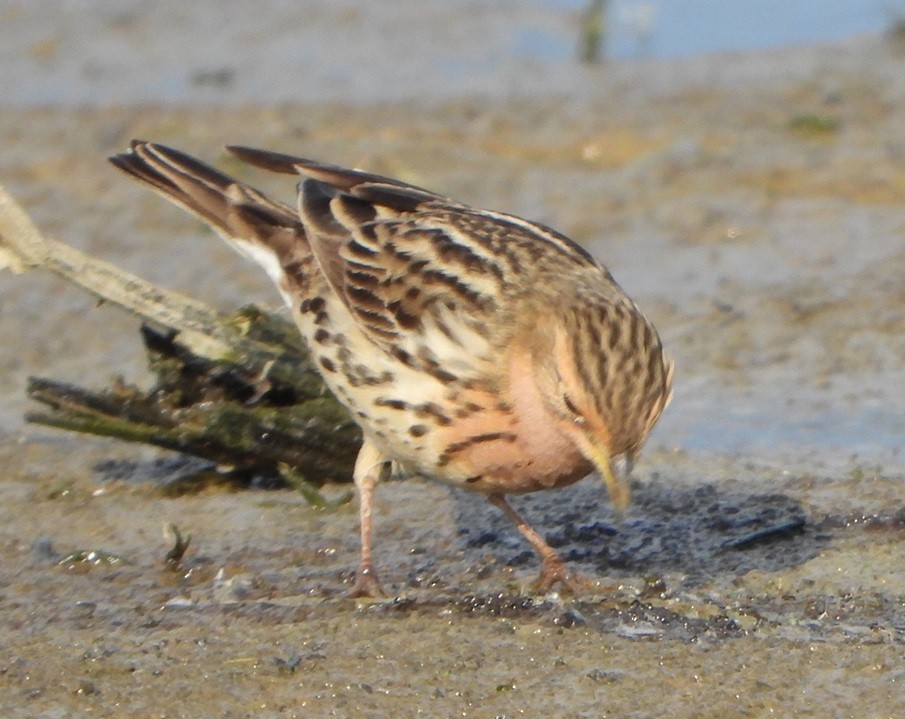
left=294, top=294, right=591, bottom=494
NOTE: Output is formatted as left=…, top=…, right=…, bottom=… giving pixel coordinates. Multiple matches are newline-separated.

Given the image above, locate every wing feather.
left=226, top=145, right=601, bottom=378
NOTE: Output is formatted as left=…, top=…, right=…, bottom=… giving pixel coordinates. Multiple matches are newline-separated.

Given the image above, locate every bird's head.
left=531, top=301, right=673, bottom=514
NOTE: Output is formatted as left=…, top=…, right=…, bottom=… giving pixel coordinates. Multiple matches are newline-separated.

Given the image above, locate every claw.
left=531, top=556, right=590, bottom=595
left=347, top=564, right=388, bottom=599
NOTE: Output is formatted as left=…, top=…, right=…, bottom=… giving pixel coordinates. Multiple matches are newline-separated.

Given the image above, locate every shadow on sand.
left=454, top=476, right=826, bottom=585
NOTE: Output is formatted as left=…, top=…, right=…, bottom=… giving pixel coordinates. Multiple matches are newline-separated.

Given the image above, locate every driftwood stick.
left=0, top=185, right=319, bottom=390
left=2, top=187, right=331, bottom=402
left=0, top=184, right=232, bottom=354
left=1, top=183, right=361, bottom=487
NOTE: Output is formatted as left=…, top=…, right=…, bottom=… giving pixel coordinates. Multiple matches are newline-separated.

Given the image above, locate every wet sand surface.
left=1, top=7, right=904, bottom=716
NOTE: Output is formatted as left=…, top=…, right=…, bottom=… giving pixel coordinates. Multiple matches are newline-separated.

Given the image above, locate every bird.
left=110, top=140, right=674, bottom=597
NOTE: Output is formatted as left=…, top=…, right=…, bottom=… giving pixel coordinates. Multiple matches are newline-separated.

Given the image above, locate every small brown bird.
left=111, top=141, right=673, bottom=596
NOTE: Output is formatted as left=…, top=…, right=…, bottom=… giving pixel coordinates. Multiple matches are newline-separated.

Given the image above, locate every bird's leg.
left=488, top=494, right=587, bottom=594
left=348, top=440, right=392, bottom=598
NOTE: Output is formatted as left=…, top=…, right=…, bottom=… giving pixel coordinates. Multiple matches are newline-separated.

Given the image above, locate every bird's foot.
left=347, top=564, right=388, bottom=599
left=531, top=556, right=589, bottom=595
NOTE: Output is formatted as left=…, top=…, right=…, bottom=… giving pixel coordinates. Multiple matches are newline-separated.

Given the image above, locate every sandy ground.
left=1, top=6, right=904, bottom=717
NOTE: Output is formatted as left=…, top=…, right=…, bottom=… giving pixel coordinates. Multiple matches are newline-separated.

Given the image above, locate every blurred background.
left=2, top=0, right=903, bottom=106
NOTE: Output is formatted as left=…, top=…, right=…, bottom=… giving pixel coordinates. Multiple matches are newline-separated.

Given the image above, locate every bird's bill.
left=589, top=443, right=630, bottom=516
left=563, top=424, right=631, bottom=516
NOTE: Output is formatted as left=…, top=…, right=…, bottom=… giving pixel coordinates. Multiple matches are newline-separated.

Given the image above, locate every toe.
left=531, top=558, right=589, bottom=595
left=347, top=565, right=388, bottom=599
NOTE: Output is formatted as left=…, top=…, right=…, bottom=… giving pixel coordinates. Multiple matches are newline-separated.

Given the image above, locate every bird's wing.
left=229, top=146, right=600, bottom=377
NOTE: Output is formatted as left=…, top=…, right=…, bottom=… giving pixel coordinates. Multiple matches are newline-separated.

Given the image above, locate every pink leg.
left=489, top=494, right=586, bottom=594
left=348, top=441, right=391, bottom=598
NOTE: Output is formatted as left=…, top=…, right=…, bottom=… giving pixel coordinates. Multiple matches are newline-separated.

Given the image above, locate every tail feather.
left=227, top=145, right=413, bottom=189
left=109, top=141, right=308, bottom=280
left=227, top=144, right=443, bottom=212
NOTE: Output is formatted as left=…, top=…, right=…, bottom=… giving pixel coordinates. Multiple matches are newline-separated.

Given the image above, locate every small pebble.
left=553, top=609, right=588, bottom=628
left=74, top=679, right=96, bottom=696
left=586, top=669, right=624, bottom=683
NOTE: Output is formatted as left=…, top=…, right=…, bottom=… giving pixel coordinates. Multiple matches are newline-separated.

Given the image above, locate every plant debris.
left=0, top=183, right=361, bottom=492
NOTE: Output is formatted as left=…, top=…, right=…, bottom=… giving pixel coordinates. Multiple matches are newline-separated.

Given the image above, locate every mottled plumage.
left=111, top=141, right=673, bottom=595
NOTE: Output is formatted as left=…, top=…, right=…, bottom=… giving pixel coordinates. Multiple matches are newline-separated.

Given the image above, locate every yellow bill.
left=590, top=443, right=630, bottom=517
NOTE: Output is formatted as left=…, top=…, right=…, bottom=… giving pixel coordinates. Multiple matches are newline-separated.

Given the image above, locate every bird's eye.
left=562, top=395, right=585, bottom=424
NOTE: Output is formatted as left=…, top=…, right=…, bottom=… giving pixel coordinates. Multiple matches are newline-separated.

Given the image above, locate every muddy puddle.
left=1, top=8, right=904, bottom=717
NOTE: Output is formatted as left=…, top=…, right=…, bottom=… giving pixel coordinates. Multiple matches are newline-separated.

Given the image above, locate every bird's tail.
left=109, top=140, right=309, bottom=288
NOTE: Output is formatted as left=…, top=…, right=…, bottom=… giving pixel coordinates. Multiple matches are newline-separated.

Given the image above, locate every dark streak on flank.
left=375, top=397, right=408, bottom=411
left=392, top=347, right=416, bottom=367
left=438, top=432, right=517, bottom=466
left=429, top=367, right=458, bottom=385
left=300, top=296, right=326, bottom=314
left=408, top=424, right=429, bottom=437
left=415, top=402, right=452, bottom=426
left=356, top=372, right=392, bottom=387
